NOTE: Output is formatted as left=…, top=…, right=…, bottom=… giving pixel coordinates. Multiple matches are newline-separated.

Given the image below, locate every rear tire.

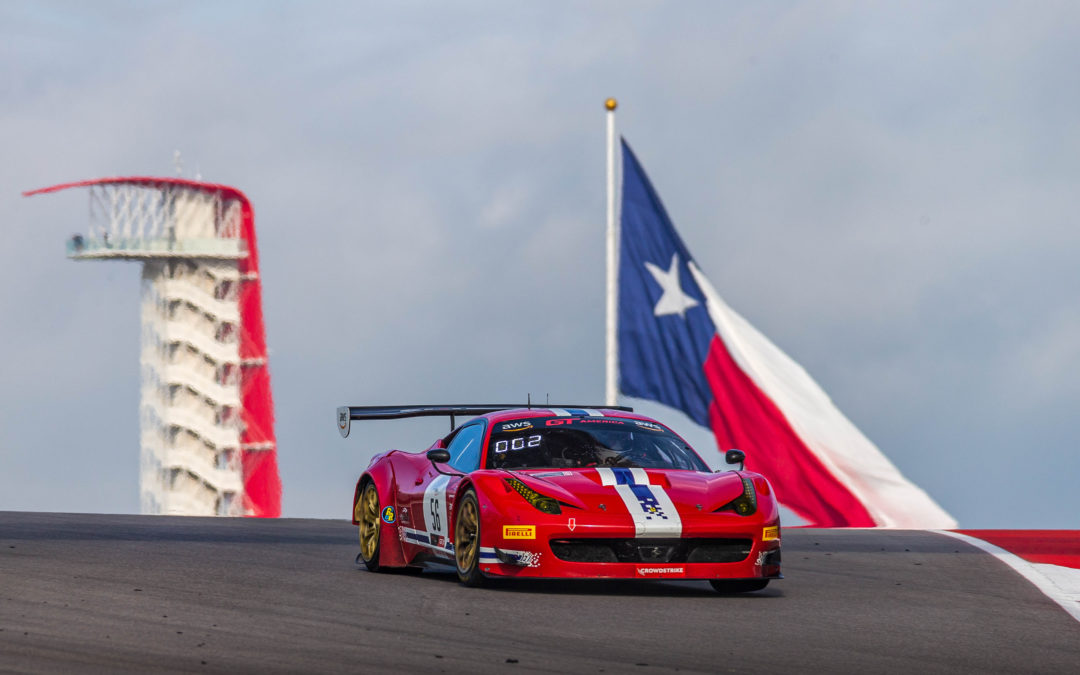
left=356, top=482, right=382, bottom=572
left=454, top=489, right=486, bottom=587
left=710, top=579, right=769, bottom=594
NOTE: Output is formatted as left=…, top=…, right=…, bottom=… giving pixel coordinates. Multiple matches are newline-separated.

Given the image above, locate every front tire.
left=356, top=482, right=382, bottom=572
left=710, top=579, right=769, bottom=594
left=454, top=489, right=486, bottom=587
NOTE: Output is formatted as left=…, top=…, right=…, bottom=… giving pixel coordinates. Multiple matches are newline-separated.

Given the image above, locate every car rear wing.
left=336, top=404, right=633, bottom=437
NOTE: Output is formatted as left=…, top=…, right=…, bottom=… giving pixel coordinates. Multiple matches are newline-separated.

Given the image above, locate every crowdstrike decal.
left=635, top=566, right=685, bottom=577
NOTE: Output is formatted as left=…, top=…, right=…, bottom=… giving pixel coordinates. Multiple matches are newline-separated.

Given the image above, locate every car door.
left=402, top=422, right=486, bottom=561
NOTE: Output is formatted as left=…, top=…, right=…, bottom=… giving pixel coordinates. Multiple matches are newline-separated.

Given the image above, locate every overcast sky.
left=2, top=1, right=1078, bottom=528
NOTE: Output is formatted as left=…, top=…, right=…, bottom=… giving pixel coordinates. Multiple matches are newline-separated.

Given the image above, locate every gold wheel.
left=357, top=483, right=381, bottom=568
left=455, top=496, right=479, bottom=571
left=454, top=490, right=485, bottom=586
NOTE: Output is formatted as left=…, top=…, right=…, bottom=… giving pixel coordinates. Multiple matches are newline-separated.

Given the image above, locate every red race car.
left=339, top=404, right=781, bottom=592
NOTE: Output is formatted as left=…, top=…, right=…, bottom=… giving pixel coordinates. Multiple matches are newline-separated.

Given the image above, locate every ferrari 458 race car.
left=339, top=404, right=781, bottom=592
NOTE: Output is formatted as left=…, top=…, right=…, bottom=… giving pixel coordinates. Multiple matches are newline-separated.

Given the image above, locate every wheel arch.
left=451, top=470, right=503, bottom=509
left=352, top=458, right=408, bottom=568
left=450, top=477, right=478, bottom=528
left=450, top=472, right=510, bottom=547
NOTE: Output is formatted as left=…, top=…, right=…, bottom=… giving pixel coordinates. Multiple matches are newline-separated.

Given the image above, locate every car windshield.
left=485, top=417, right=709, bottom=471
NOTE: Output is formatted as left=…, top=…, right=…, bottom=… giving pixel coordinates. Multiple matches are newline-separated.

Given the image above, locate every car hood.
left=506, top=467, right=747, bottom=513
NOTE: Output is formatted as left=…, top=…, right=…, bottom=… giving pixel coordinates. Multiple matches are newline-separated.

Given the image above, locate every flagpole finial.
left=605, top=98, right=618, bottom=111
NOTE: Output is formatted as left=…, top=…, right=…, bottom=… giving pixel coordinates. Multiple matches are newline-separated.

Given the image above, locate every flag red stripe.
left=702, top=335, right=876, bottom=527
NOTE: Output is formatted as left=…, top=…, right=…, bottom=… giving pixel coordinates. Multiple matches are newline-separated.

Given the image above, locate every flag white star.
left=644, top=253, right=699, bottom=318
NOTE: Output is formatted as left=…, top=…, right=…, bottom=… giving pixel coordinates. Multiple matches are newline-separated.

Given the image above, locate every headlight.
left=716, top=477, right=757, bottom=516
left=504, top=478, right=562, bottom=515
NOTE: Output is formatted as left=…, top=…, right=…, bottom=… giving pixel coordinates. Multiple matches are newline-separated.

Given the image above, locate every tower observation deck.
left=25, top=178, right=282, bottom=517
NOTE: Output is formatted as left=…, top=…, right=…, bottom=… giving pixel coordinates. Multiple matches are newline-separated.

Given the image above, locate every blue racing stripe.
left=629, top=484, right=672, bottom=521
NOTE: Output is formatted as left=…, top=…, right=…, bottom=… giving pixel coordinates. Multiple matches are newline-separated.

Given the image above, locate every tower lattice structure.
left=25, top=178, right=282, bottom=517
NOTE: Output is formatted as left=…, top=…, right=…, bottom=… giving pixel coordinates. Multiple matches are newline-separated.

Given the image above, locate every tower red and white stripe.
left=25, top=177, right=282, bottom=517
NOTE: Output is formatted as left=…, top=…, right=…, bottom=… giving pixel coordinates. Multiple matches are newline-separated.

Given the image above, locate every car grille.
left=549, top=538, right=753, bottom=564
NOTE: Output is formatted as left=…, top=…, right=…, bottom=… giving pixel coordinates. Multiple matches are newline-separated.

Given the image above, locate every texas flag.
left=617, top=139, right=956, bottom=528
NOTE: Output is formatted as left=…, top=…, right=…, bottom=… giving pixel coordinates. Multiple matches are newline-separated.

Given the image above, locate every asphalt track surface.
left=2, top=513, right=1078, bottom=673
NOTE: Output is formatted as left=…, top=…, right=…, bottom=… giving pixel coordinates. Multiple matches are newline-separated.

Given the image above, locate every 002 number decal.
left=494, top=434, right=542, bottom=453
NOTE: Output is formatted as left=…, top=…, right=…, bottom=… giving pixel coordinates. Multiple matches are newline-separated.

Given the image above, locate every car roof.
left=480, top=407, right=658, bottom=425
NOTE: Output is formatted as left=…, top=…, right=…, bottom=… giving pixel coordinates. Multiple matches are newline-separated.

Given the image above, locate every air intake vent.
left=549, top=538, right=753, bottom=564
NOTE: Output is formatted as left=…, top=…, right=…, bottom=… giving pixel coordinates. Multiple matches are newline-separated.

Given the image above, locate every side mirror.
left=724, top=449, right=745, bottom=471
left=427, top=448, right=451, bottom=464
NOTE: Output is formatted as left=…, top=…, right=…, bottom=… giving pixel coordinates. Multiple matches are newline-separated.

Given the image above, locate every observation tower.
left=24, top=178, right=282, bottom=517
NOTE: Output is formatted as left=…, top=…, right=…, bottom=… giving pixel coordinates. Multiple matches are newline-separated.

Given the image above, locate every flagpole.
left=605, top=97, right=618, bottom=407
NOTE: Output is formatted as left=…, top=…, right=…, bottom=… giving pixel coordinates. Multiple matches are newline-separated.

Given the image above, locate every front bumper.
left=471, top=473, right=782, bottom=581
left=477, top=528, right=782, bottom=580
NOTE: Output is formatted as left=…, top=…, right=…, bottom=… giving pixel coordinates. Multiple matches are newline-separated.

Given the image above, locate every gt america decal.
left=596, top=467, right=682, bottom=538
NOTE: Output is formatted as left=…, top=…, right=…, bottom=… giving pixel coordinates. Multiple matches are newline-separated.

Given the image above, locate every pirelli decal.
left=596, top=467, right=682, bottom=538
left=503, top=525, right=536, bottom=540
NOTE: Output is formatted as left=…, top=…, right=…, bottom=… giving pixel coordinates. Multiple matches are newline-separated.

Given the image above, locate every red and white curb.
left=936, top=530, right=1080, bottom=624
